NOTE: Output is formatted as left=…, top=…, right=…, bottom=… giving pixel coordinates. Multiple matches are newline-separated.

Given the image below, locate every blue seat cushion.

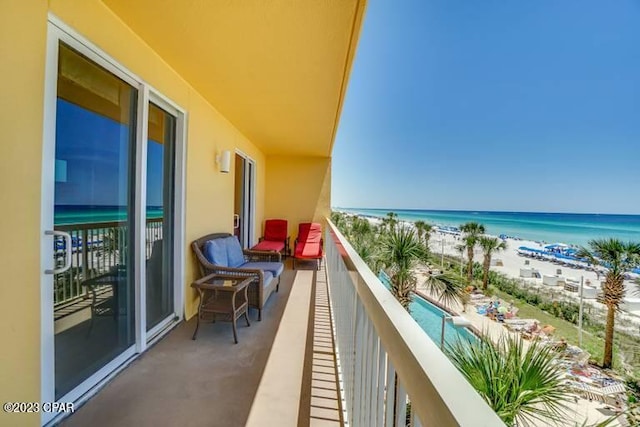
left=241, top=261, right=284, bottom=278
left=204, top=239, right=228, bottom=267
left=262, top=271, right=274, bottom=287
left=224, top=236, right=246, bottom=268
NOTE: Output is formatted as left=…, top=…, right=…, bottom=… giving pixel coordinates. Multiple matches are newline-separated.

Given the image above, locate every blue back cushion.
left=225, top=236, right=246, bottom=268
left=204, top=239, right=228, bottom=267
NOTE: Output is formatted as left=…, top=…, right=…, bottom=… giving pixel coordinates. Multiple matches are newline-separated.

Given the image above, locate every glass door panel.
left=53, top=42, right=136, bottom=399
left=145, top=102, right=176, bottom=331
left=233, top=154, right=255, bottom=248
left=234, top=154, right=245, bottom=245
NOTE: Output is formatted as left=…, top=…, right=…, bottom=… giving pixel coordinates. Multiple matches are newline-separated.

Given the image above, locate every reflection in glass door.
left=145, top=102, right=176, bottom=331
left=53, top=43, right=136, bottom=399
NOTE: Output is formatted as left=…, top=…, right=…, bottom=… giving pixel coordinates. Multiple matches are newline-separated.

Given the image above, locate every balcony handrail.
left=325, top=219, right=504, bottom=426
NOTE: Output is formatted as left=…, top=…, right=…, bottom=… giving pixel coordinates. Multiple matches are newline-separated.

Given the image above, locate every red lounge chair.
left=251, top=219, right=289, bottom=257
left=293, top=223, right=323, bottom=269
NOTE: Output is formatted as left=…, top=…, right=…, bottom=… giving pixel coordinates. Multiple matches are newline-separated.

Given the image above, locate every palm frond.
left=447, top=334, right=572, bottom=426
left=425, top=272, right=465, bottom=307
left=460, top=222, right=486, bottom=236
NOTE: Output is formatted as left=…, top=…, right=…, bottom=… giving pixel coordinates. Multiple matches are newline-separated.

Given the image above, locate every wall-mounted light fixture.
left=216, top=150, right=231, bottom=173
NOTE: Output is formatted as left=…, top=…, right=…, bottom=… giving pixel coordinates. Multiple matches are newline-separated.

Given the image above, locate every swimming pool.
left=379, top=272, right=476, bottom=347
left=410, top=296, right=476, bottom=345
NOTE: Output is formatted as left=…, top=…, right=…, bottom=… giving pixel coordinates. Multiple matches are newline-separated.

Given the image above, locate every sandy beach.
left=425, top=229, right=640, bottom=327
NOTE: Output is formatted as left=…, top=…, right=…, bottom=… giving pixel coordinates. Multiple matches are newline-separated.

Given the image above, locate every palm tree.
left=382, top=211, right=399, bottom=232
left=349, top=216, right=372, bottom=241
left=414, top=220, right=433, bottom=247
left=460, top=222, right=486, bottom=283
left=447, top=334, right=571, bottom=426
left=352, top=238, right=382, bottom=272
left=478, top=236, right=507, bottom=291
left=424, top=272, right=466, bottom=309
left=379, top=225, right=425, bottom=312
left=577, top=239, right=640, bottom=368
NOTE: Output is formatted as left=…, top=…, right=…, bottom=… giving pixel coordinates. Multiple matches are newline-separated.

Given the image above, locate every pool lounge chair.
left=293, top=222, right=323, bottom=270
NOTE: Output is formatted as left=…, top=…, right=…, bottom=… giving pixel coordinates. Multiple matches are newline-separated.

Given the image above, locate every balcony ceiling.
left=103, top=0, right=366, bottom=157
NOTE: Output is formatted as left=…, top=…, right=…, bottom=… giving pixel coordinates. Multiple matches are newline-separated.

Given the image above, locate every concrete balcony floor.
left=61, top=259, right=342, bottom=427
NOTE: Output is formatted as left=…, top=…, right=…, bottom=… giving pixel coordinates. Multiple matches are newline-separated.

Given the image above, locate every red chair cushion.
left=295, top=243, right=322, bottom=258
left=263, top=219, right=288, bottom=242
left=252, top=240, right=285, bottom=252
left=295, top=223, right=323, bottom=258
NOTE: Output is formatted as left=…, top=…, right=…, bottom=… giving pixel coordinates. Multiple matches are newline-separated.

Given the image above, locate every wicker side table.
left=191, top=274, right=251, bottom=343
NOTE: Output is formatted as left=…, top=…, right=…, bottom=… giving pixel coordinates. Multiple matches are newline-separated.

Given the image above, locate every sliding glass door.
left=233, top=153, right=256, bottom=248
left=53, top=42, right=137, bottom=399
left=145, top=102, right=176, bottom=332
left=42, top=24, right=183, bottom=423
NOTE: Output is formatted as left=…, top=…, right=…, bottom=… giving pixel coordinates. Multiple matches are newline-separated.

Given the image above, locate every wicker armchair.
left=191, top=233, right=282, bottom=320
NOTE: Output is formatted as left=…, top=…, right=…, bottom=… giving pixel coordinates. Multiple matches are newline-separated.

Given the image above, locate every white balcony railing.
left=325, top=220, right=505, bottom=427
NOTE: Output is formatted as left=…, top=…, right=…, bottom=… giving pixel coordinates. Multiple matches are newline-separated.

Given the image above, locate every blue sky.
left=55, top=99, right=164, bottom=207
left=332, top=0, right=640, bottom=214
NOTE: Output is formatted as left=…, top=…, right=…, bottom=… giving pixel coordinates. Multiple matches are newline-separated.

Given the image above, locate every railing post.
left=366, top=322, right=378, bottom=426
left=384, top=360, right=396, bottom=427
left=82, top=228, right=89, bottom=293
left=395, top=381, right=407, bottom=427
left=376, top=343, right=386, bottom=426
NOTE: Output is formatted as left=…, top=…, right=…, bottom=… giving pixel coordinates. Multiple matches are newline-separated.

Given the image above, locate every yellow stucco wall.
left=264, top=156, right=332, bottom=241
left=0, top=2, right=48, bottom=425
left=0, top=1, right=268, bottom=422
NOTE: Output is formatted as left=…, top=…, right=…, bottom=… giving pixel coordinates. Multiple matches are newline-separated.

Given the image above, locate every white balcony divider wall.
left=324, top=220, right=505, bottom=427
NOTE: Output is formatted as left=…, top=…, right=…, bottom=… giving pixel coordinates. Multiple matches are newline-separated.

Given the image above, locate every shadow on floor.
left=62, top=269, right=298, bottom=427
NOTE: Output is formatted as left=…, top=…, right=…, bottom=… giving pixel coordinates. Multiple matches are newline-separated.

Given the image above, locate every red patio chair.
left=251, top=219, right=289, bottom=257
left=293, top=222, right=323, bottom=270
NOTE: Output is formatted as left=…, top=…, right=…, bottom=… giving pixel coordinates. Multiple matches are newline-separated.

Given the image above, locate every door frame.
left=144, top=92, right=187, bottom=342
left=41, top=15, right=186, bottom=425
left=235, top=150, right=256, bottom=248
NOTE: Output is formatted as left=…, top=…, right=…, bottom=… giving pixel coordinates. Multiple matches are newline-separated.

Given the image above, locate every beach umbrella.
left=521, top=247, right=543, bottom=254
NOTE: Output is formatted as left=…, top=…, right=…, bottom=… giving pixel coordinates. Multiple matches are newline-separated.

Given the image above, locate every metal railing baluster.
left=52, top=218, right=163, bottom=306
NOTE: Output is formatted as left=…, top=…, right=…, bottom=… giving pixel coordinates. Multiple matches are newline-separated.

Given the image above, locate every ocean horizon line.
left=333, top=207, right=640, bottom=217
left=335, top=207, right=640, bottom=247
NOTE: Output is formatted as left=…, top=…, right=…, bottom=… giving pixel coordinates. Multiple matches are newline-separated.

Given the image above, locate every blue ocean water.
left=55, top=205, right=164, bottom=225
left=338, top=208, right=640, bottom=247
